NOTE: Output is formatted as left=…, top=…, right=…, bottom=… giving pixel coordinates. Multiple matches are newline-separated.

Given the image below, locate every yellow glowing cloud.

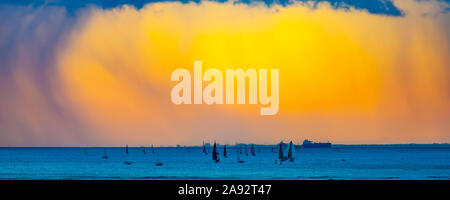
left=8, top=0, right=447, bottom=145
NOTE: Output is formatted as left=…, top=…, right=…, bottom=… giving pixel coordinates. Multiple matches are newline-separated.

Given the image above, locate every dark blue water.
left=0, top=147, right=449, bottom=180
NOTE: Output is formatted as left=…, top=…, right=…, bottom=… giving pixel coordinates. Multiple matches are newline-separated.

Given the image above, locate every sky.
left=0, top=0, right=449, bottom=146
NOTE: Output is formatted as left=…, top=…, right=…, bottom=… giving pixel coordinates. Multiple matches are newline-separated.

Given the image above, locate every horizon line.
left=1, top=142, right=449, bottom=148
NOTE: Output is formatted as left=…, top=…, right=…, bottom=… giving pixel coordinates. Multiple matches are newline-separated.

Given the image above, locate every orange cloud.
left=1, top=1, right=449, bottom=146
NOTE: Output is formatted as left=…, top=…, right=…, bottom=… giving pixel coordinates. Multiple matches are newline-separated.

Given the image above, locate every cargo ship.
left=302, top=140, right=332, bottom=148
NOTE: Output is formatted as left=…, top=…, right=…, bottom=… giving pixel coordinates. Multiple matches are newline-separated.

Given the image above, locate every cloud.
left=0, top=0, right=405, bottom=16
left=0, top=0, right=449, bottom=146
left=0, top=5, right=87, bottom=146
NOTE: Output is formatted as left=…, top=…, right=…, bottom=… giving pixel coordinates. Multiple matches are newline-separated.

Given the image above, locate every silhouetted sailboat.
left=212, top=141, right=219, bottom=162
left=223, top=145, right=227, bottom=158
left=278, top=142, right=286, bottom=162
left=237, top=151, right=244, bottom=163
left=124, top=145, right=132, bottom=165
left=102, top=148, right=109, bottom=159
left=287, top=141, right=295, bottom=162
left=203, top=141, right=208, bottom=155
left=154, top=145, right=162, bottom=166
left=250, top=144, right=256, bottom=156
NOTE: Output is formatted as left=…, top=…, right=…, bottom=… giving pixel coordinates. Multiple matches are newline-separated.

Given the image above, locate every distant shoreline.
left=332, top=143, right=450, bottom=148
left=1, top=143, right=449, bottom=148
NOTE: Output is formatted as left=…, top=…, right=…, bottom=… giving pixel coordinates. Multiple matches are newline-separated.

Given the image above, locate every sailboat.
left=212, top=141, right=220, bottom=162
left=124, top=144, right=132, bottom=165
left=155, top=157, right=163, bottom=166
left=124, top=161, right=132, bottom=165
left=250, top=144, right=256, bottom=156
left=287, top=141, right=295, bottom=162
left=102, top=148, right=109, bottom=159
left=237, top=150, right=244, bottom=163
left=154, top=145, right=163, bottom=166
left=142, top=146, right=146, bottom=154
left=239, top=145, right=242, bottom=154
left=278, top=142, right=286, bottom=162
left=245, top=145, right=248, bottom=156
left=223, top=145, right=227, bottom=158
left=203, top=141, right=208, bottom=155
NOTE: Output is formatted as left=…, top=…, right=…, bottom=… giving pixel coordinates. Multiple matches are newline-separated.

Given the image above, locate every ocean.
left=0, top=147, right=449, bottom=180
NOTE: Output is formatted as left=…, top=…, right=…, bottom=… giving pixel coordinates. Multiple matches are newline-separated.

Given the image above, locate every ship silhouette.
left=302, top=140, right=332, bottom=148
